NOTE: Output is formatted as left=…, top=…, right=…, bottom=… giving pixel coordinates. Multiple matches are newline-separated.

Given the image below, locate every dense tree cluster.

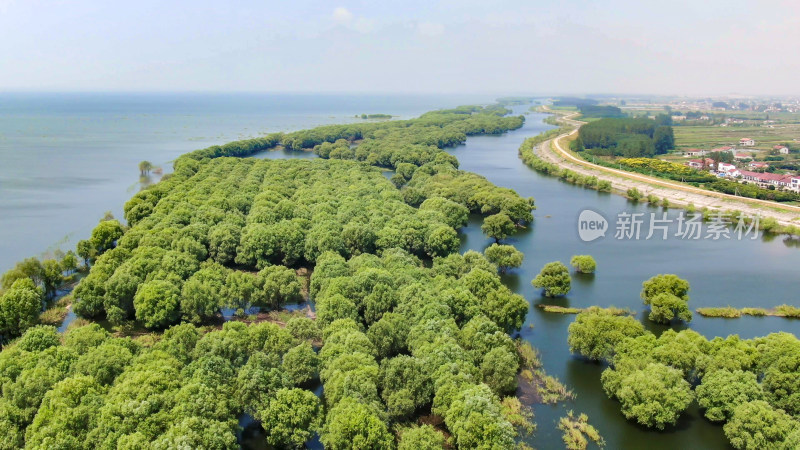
left=577, top=118, right=674, bottom=157
left=0, top=318, right=326, bottom=449
left=577, top=104, right=625, bottom=118
left=0, top=103, right=544, bottom=448
left=0, top=251, right=81, bottom=340
left=311, top=249, right=529, bottom=447
left=75, top=158, right=481, bottom=327
left=568, top=306, right=800, bottom=447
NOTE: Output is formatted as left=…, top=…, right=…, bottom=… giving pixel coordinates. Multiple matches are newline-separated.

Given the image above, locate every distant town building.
left=739, top=138, right=756, bottom=146
left=774, top=145, right=790, bottom=154
left=687, top=158, right=714, bottom=169
left=734, top=152, right=752, bottom=160
left=683, top=149, right=706, bottom=157
left=712, top=146, right=734, bottom=153
left=748, top=161, right=769, bottom=169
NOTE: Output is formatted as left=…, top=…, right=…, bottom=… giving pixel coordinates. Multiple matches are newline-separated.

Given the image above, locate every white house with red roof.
left=717, top=162, right=736, bottom=172
left=774, top=145, right=790, bottom=154
left=734, top=152, right=752, bottom=160
left=739, top=170, right=794, bottom=188
left=739, top=138, right=756, bottom=146
left=748, top=161, right=769, bottom=169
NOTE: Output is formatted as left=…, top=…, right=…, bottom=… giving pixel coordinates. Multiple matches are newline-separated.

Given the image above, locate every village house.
left=791, top=176, right=800, bottom=192
left=687, top=158, right=715, bottom=170
left=774, top=145, right=790, bottom=154
left=738, top=170, right=794, bottom=188
left=683, top=149, right=706, bottom=157
left=712, top=146, right=735, bottom=153
left=748, top=161, right=769, bottom=169
left=739, top=138, right=756, bottom=146
left=734, top=152, right=752, bottom=160
left=717, top=162, right=736, bottom=172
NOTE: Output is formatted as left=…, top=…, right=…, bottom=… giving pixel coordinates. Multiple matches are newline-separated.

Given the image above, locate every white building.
left=791, top=177, right=800, bottom=192
left=717, top=162, right=736, bottom=172
left=774, top=145, right=790, bottom=154
left=740, top=138, right=756, bottom=146
left=683, top=149, right=706, bottom=157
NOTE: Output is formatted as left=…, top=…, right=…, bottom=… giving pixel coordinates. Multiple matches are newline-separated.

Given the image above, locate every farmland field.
left=673, top=124, right=800, bottom=150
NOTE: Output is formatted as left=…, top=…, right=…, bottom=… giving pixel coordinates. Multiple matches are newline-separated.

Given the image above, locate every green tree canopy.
left=481, top=213, right=516, bottom=242
left=723, top=400, right=798, bottom=450
left=0, top=278, right=43, bottom=337
left=568, top=308, right=645, bottom=361
left=613, top=363, right=694, bottom=430
left=569, top=255, right=597, bottom=274
left=484, top=244, right=524, bottom=274
left=257, top=388, right=322, bottom=449
left=532, top=261, right=571, bottom=297
left=696, top=369, right=764, bottom=422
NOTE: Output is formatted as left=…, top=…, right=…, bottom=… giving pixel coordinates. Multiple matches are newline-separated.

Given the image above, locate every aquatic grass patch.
left=39, top=295, right=72, bottom=327
left=697, top=307, right=742, bottom=318
left=740, top=307, right=768, bottom=316
left=774, top=304, right=800, bottom=318
left=517, top=341, right=575, bottom=404
left=539, top=304, right=632, bottom=316
left=540, top=305, right=582, bottom=314
left=558, top=410, right=606, bottom=450
left=698, top=305, right=800, bottom=318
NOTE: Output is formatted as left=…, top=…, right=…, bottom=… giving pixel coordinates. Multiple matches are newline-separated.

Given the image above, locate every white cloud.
left=417, top=22, right=444, bottom=37
left=331, top=6, right=375, bottom=33
left=332, top=7, right=353, bottom=25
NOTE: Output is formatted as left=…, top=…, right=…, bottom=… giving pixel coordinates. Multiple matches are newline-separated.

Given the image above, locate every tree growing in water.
left=641, top=274, right=691, bottom=324
left=532, top=261, right=571, bottom=297
left=139, top=160, right=153, bottom=176
left=484, top=244, right=523, bottom=274
left=570, top=255, right=597, bottom=274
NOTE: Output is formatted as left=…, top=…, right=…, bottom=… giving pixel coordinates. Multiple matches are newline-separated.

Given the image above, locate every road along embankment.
left=526, top=109, right=800, bottom=228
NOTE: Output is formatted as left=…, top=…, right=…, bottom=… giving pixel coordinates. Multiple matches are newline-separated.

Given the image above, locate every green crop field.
left=673, top=124, right=800, bottom=150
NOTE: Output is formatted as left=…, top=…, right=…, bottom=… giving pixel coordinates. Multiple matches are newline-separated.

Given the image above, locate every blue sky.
left=1, top=0, right=799, bottom=95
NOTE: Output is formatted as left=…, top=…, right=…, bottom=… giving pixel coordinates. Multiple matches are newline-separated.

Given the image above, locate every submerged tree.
left=532, top=261, right=571, bottom=297
left=569, top=255, right=597, bottom=274
left=641, top=274, right=691, bottom=324
left=481, top=213, right=516, bottom=243
left=484, top=244, right=523, bottom=274
left=139, top=160, right=153, bottom=176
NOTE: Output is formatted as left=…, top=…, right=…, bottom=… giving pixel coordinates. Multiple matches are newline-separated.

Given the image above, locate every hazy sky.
left=2, top=0, right=799, bottom=95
